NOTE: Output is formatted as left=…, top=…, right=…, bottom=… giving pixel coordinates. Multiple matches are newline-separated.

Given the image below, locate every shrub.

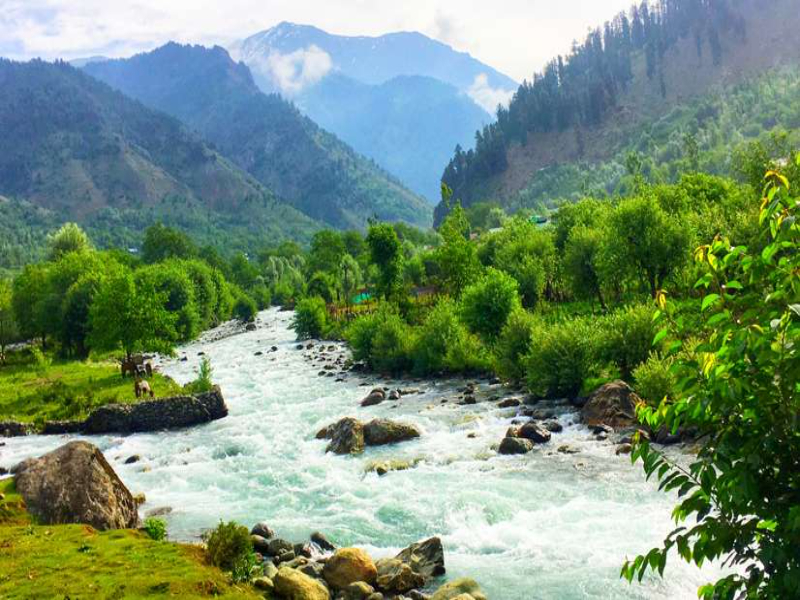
left=291, top=296, right=329, bottom=340
left=460, top=268, right=521, bottom=342
left=412, top=299, right=467, bottom=375
left=495, top=309, right=541, bottom=382
left=632, top=353, right=676, bottom=404
left=525, top=317, right=599, bottom=399
left=142, top=517, right=167, bottom=541
left=232, top=295, right=257, bottom=323
left=443, top=330, right=490, bottom=374
left=186, top=356, right=214, bottom=394
left=346, top=305, right=414, bottom=374
left=203, top=521, right=253, bottom=573
left=598, top=304, right=657, bottom=379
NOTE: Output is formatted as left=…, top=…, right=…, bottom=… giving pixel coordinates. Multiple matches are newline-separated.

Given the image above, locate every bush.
left=185, top=356, right=214, bottom=394
left=633, top=353, right=676, bottom=404
left=460, top=268, right=521, bottom=342
left=443, top=329, right=490, bottom=374
left=203, top=521, right=253, bottom=573
left=291, top=296, right=329, bottom=340
left=412, top=299, right=468, bottom=375
left=597, top=304, right=657, bottom=378
left=346, top=305, right=414, bottom=375
left=495, top=309, right=541, bottom=382
left=142, top=517, right=167, bottom=541
left=525, top=317, right=599, bottom=399
left=232, top=295, right=257, bottom=323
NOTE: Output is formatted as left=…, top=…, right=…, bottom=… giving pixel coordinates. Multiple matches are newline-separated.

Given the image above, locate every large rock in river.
left=360, top=388, right=386, bottom=407
left=323, top=547, right=377, bottom=589
left=582, top=381, right=640, bottom=429
left=273, top=566, right=330, bottom=600
left=498, top=436, right=534, bottom=455
left=396, top=536, right=445, bottom=579
left=363, top=419, right=421, bottom=446
left=13, top=441, right=138, bottom=530
left=431, top=578, right=487, bottom=600
left=375, top=557, right=425, bottom=594
left=518, top=422, right=551, bottom=444
left=325, top=418, right=365, bottom=455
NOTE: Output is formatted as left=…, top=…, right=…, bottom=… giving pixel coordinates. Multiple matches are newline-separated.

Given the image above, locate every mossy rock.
left=431, top=578, right=487, bottom=600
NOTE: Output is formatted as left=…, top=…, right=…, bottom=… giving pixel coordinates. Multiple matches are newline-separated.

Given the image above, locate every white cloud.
left=247, top=44, right=332, bottom=95
left=467, top=73, right=514, bottom=115
left=0, top=0, right=637, bottom=82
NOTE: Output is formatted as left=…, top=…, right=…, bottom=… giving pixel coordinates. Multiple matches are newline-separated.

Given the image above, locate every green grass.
left=0, top=351, right=183, bottom=425
left=0, top=480, right=260, bottom=599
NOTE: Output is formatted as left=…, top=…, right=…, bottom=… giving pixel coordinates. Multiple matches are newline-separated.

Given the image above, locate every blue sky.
left=1, top=0, right=635, bottom=81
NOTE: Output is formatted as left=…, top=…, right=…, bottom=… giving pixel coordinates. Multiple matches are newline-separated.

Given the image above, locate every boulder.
left=519, top=422, right=552, bottom=444
left=311, top=531, right=337, bottom=552
left=252, top=534, right=272, bottom=555
left=268, top=537, right=295, bottom=556
left=273, top=567, right=331, bottom=600
left=375, top=558, right=425, bottom=594
left=252, top=521, right=275, bottom=539
left=361, top=389, right=386, bottom=407
left=325, top=418, right=365, bottom=455
left=363, top=419, right=421, bottom=447
left=498, top=398, right=521, bottom=408
left=395, top=537, right=445, bottom=580
left=13, top=441, right=138, bottom=530
left=581, top=381, right=640, bottom=429
left=431, top=578, right=487, bottom=600
left=323, top=548, right=378, bottom=589
left=616, top=443, right=633, bottom=455
left=498, top=437, right=533, bottom=455
left=342, top=581, right=376, bottom=600
left=544, top=421, right=563, bottom=433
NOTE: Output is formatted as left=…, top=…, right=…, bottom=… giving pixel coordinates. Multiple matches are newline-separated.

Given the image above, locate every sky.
left=1, top=0, right=636, bottom=83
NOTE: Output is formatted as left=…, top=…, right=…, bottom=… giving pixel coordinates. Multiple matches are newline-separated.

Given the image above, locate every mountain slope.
left=84, top=43, right=432, bottom=230
left=438, top=0, right=800, bottom=223
left=231, top=22, right=516, bottom=96
left=0, top=58, right=319, bottom=248
left=230, top=23, right=513, bottom=203
left=296, top=73, right=489, bottom=200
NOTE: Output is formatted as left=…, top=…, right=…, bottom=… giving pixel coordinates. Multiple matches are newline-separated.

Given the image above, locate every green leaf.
left=701, top=294, right=720, bottom=312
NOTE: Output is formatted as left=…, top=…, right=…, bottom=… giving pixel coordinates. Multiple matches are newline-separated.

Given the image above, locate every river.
left=0, top=308, right=722, bottom=599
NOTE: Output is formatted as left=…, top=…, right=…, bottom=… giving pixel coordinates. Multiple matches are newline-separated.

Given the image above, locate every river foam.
left=0, top=308, right=723, bottom=599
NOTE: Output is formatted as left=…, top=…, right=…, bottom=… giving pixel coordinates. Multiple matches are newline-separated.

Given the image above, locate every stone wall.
left=82, top=387, right=228, bottom=434
left=0, top=387, right=229, bottom=437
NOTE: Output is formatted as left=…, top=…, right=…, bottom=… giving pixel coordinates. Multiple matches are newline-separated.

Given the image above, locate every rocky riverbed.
left=0, top=308, right=725, bottom=599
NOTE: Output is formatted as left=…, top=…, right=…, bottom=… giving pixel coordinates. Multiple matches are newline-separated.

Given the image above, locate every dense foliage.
left=442, top=0, right=749, bottom=206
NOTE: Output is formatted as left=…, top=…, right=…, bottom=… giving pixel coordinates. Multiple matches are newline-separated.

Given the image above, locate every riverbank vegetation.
left=0, top=479, right=261, bottom=599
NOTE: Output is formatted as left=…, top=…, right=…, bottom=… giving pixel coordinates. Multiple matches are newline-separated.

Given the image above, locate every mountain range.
left=231, top=23, right=515, bottom=201
left=0, top=58, right=319, bottom=253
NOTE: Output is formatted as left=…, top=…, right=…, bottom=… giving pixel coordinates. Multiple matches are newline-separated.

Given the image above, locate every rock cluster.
left=246, top=527, right=472, bottom=600
left=498, top=421, right=554, bottom=455
left=12, top=441, right=139, bottom=530
left=318, top=417, right=421, bottom=455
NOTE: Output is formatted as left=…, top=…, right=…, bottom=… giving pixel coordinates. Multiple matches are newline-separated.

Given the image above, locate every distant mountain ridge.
left=84, top=43, right=432, bottom=230
left=231, top=22, right=517, bottom=94
left=230, top=22, right=514, bottom=203
left=0, top=58, right=320, bottom=251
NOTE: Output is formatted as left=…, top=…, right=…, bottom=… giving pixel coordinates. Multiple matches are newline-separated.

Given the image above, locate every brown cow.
left=134, top=377, right=154, bottom=399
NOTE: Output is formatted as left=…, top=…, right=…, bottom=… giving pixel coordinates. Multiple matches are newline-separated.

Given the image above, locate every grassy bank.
left=0, top=479, right=260, bottom=599
left=0, top=350, right=183, bottom=424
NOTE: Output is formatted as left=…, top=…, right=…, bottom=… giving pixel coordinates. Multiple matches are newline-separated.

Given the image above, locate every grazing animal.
left=134, top=378, right=154, bottom=399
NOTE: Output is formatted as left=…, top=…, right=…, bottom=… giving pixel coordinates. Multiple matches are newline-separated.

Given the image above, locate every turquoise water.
left=0, top=309, right=723, bottom=599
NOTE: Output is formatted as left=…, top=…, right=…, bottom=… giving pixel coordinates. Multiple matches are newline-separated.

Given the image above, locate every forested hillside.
left=84, top=44, right=432, bottom=230
left=438, top=0, right=800, bottom=223
left=0, top=59, right=320, bottom=268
